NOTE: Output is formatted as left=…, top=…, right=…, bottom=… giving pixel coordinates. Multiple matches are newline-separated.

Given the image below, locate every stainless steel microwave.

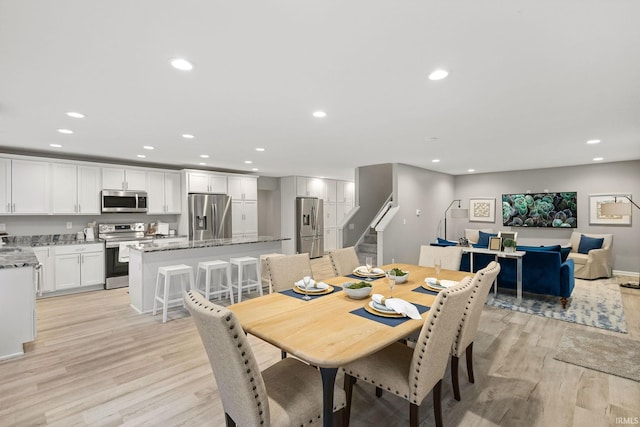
left=101, top=190, right=148, bottom=213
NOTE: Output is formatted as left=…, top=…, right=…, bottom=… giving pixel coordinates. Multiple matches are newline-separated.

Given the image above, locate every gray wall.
left=453, top=160, right=640, bottom=273
left=381, top=164, right=455, bottom=265
left=343, top=164, right=393, bottom=247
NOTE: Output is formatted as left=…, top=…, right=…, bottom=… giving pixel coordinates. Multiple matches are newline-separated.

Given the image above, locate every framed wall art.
left=589, top=194, right=632, bottom=225
left=469, top=197, right=495, bottom=223
left=489, top=236, right=502, bottom=251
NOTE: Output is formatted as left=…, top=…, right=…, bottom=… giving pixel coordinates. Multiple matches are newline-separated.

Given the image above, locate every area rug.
left=485, top=279, right=627, bottom=333
left=554, top=328, right=640, bottom=382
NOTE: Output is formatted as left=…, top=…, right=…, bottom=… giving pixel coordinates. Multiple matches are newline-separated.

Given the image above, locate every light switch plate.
left=66, top=222, right=72, bottom=229
left=0, top=223, right=5, bottom=231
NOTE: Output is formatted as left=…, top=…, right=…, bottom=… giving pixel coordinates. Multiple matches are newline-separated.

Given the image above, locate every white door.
left=77, top=166, right=101, bottom=214
left=11, top=160, right=49, bottom=214
left=33, top=246, right=54, bottom=293
left=54, top=254, right=81, bottom=289
left=325, top=179, right=337, bottom=203
left=102, top=168, right=126, bottom=190
left=231, top=200, right=244, bottom=235
left=208, top=175, right=227, bottom=193
left=81, top=252, right=105, bottom=286
left=296, top=177, right=309, bottom=197
left=164, top=172, right=182, bottom=213
left=0, top=158, right=10, bottom=214
left=325, top=202, right=337, bottom=228
left=124, top=169, right=147, bottom=191
left=243, top=200, right=258, bottom=235
left=325, top=228, right=337, bottom=252
left=51, top=163, right=78, bottom=214
left=187, top=172, right=210, bottom=193
left=146, top=171, right=166, bottom=214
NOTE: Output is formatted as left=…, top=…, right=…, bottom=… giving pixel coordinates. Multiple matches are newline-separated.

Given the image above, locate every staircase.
left=356, top=227, right=378, bottom=265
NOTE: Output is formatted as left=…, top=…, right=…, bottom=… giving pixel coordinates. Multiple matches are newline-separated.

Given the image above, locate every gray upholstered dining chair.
left=328, top=246, right=360, bottom=276
left=185, top=291, right=348, bottom=427
left=418, top=245, right=463, bottom=271
left=342, top=276, right=475, bottom=427
left=265, top=253, right=312, bottom=293
left=450, top=261, right=501, bottom=401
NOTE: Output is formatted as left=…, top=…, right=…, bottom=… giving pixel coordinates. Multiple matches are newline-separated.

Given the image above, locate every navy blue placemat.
left=279, top=285, right=343, bottom=300
left=412, top=285, right=439, bottom=296
left=344, top=274, right=385, bottom=281
left=349, top=303, right=430, bottom=327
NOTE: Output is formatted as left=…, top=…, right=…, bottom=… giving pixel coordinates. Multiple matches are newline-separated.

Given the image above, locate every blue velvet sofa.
left=431, top=241, right=575, bottom=308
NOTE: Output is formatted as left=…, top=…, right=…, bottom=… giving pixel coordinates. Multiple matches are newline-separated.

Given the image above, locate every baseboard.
left=612, top=269, right=640, bottom=278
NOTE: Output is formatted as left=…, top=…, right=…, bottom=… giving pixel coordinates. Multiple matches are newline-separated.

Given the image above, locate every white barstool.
left=195, top=260, right=234, bottom=304
left=153, top=264, right=195, bottom=323
left=230, top=256, right=262, bottom=302
left=259, top=253, right=284, bottom=293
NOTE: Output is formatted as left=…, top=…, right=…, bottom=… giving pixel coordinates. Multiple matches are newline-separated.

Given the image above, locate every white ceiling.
left=1, top=1, right=639, bottom=181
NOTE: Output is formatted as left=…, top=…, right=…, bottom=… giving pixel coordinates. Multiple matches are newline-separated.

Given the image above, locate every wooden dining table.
left=228, top=263, right=472, bottom=427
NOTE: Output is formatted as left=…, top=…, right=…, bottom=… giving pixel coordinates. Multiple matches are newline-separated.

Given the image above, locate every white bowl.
left=342, top=282, right=373, bottom=299
left=388, top=270, right=409, bottom=284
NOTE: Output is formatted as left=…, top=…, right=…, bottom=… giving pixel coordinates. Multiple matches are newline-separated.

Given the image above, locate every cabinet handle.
left=12, top=203, right=16, bottom=212
left=78, top=204, right=81, bottom=213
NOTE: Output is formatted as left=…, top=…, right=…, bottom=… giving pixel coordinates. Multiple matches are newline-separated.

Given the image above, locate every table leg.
left=320, top=367, right=338, bottom=427
left=493, top=255, right=498, bottom=296
left=469, top=251, right=474, bottom=273
left=516, top=257, right=523, bottom=303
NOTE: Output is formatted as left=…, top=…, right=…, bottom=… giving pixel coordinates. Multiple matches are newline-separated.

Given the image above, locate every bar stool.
left=195, top=260, right=234, bottom=304
left=259, top=253, right=284, bottom=293
left=230, top=256, right=262, bottom=302
left=153, top=264, right=195, bottom=323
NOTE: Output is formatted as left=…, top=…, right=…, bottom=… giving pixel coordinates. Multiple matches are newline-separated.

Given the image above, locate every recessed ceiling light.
left=468, top=169, right=475, bottom=173
left=182, top=134, right=195, bottom=139
left=593, top=157, right=604, bottom=161
left=256, top=147, right=265, bottom=152
left=200, top=154, right=209, bottom=158
left=143, top=145, right=154, bottom=150
left=49, top=144, right=63, bottom=148
left=170, top=58, right=193, bottom=71
left=199, top=162, right=207, bottom=166
left=313, top=111, right=327, bottom=118
left=66, top=112, right=85, bottom=119
left=432, top=159, right=441, bottom=163
left=426, top=137, right=438, bottom=142
left=428, top=69, right=449, bottom=80
left=244, top=160, right=253, bottom=164
left=57, top=129, right=73, bottom=134
left=587, top=139, right=601, bottom=144
left=252, top=168, right=259, bottom=171
left=137, top=154, right=146, bottom=159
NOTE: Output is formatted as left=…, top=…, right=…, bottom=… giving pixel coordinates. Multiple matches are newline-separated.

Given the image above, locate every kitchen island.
left=127, top=236, right=290, bottom=314
left=0, top=246, right=38, bottom=360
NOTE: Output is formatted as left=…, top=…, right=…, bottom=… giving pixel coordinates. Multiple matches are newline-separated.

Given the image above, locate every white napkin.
left=356, top=266, right=385, bottom=275
left=295, top=278, right=316, bottom=288
left=425, top=278, right=458, bottom=288
left=118, top=242, right=131, bottom=262
left=371, top=294, right=421, bottom=319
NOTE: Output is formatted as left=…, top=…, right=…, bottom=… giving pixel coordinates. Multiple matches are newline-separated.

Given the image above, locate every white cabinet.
left=187, top=171, right=227, bottom=193
left=232, top=200, right=258, bottom=237
left=33, top=246, right=55, bottom=294
left=337, top=180, right=355, bottom=203
left=325, top=179, right=337, bottom=203
left=0, top=266, right=36, bottom=358
left=3, top=159, right=50, bottom=214
left=227, top=176, right=257, bottom=201
left=51, top=163, right=101, bottom=214
left=102, top=167, right=147, bottom=191
left=53, top=244, right=105, bottom=290
left=325, top=202, right=337, bottom=228
left=296, top=177, right=326, bottom=199
left=147, top=171, right=181, bottom=214
left=324, top=227, right=337, bottom=252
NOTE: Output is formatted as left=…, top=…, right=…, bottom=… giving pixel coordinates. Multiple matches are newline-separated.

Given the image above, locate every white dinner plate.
left=370, top=301, right=397, bottom=314
left=295, top=282, right=329, bottom=293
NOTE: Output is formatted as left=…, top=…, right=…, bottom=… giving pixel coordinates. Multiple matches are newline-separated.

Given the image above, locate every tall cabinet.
left=228, top=176, right=258, bottom=239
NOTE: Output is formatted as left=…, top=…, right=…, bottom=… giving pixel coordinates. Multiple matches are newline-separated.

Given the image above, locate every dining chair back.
left=185, top=291, right=347, bottom=427
left=343, top=276, right=475, bottom=427
left=450, top=261, right=501, bottom=400
left=418, top=245, right=463, bottom=270
left=328, top=246, right=360, bottom=276
left=265, top=253, right=312, bottom=292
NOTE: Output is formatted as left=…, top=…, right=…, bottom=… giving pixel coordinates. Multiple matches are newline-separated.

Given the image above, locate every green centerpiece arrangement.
left=502, top=238, right=516, bottom=252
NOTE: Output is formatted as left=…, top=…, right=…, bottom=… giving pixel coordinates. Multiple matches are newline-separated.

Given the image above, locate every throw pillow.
left=437, top=237, right=458, bottom=246
left=477, top=230, right=498, bottom=247
left=578, top=235, right=604, bottom=254
left=560, top=246, right=571, bottom=263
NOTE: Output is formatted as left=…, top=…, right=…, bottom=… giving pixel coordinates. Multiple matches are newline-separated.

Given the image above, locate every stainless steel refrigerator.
left=296, top=197, right=324, bottom=258
left=188, top=193, right=232, bottom=240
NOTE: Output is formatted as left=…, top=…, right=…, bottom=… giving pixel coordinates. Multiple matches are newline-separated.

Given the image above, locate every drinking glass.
left=387, top=270, right=396, bottom=298
left=365, top=256, right=373, bottom=273
left=434, top=258, right=442, bottom=279
left=301, top=269, right=312, bottom=301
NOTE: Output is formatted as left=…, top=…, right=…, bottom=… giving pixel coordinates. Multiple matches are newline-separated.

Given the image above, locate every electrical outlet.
left=66, top=222, right=72, bottom=229
left=0, top=224, right=5, bottom=231
left=416, top=209, right=421, bottom=216
left=403, top=218, right=407, bottom=225
left=349, top=223, right=354, bottom=230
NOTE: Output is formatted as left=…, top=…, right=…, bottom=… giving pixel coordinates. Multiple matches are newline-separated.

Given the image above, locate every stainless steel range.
left=99, top=223, right=153, bottom=289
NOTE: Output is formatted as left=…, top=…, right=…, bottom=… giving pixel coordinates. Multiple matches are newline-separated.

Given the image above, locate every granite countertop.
left=130, top=236, right=290, bottom=253
left=0, top=246, right=39, bottom=269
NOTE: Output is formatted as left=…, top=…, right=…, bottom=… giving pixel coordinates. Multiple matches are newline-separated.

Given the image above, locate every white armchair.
left=566, top=231, right=613, bottom=280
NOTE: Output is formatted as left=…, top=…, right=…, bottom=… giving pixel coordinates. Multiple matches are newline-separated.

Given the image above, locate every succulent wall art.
left=502, top=192, right=577, bottom=228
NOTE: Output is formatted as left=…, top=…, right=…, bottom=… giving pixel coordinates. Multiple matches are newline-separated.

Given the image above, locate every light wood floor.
left=1, top=257, right=638, bottom=426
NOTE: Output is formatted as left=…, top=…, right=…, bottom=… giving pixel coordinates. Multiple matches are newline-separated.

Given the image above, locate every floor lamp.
left=600, top=195, right=640, bottom=289
left=444, top=200, right=469, bottom=241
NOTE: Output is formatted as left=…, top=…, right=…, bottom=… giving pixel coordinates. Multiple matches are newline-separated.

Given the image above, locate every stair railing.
left=370, top=194, right=393, bottom=229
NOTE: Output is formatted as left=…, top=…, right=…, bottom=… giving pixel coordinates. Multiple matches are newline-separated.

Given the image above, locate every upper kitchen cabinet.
left=51, top=163, right=101, bottom=215
left=2, top=159, right=50, bottom=214
left=296, top=177, right=326, bottom=199
left=324, top=179, right=337, bottom=203
left=227, top=176, right=257, bottom=201
left=102, top=167, right=147, bottom=191
left=186, top=171, right=227, bottom=194
left=337, top=180, right=355, bottom=204
left=147, top=171, right=181, bottom=214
